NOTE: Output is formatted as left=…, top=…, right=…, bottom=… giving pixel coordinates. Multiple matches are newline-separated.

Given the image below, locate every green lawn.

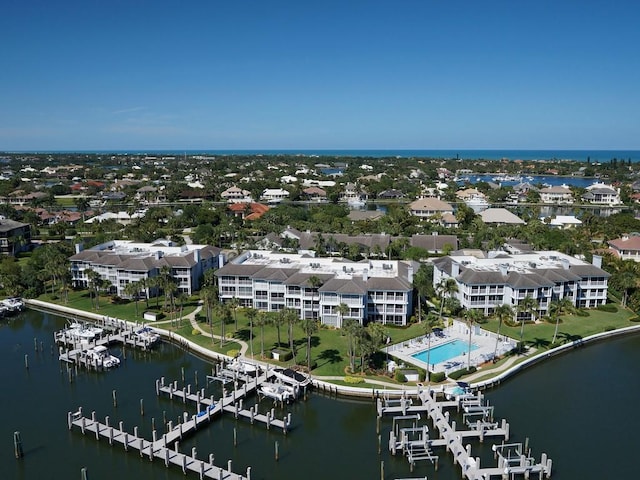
left=38, top=289, right=199, bottom=324
left=35, top=288, right=637, bottom=384
left=479, top=306, right=637, bottom=350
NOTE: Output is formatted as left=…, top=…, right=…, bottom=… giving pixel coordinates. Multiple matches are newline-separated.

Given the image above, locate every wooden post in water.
left=112, top=390, right=117, bottom=408
left=81, top=467, right=88, bottom=480
left=380, top=460, right=384, bottom=480
left=14, top=431, right=23, bottom=458
left=275, top=441, right=279, bottom=461
left=233, top=427, right=237, bottom=446
left=24, top=354, right=28, bottom=370
left=140, top=398, right=144, bottom=416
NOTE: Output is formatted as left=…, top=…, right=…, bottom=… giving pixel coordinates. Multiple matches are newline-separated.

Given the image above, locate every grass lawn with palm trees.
left=38, top=289, right=199, bottom=323
left=480, top=306, right=637, bottom=351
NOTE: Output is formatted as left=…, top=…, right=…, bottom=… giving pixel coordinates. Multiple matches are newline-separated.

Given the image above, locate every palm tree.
left=492, top=304, right=514, bottom=360
left=302, top=317, right=318, bottom=371
left=228, top=296, right=240, bottom=333
left=246, top=307, right=258, bottom=358
left=274, top=308, right=286, bottom=348
left=216, top=301, right=231, bottom=347
left=343, top=318, right=361, bottom=372
left=283, top=307, right=299, bottom=357
left=550, top=297, right=575, bottom=344
left=200, top=285, right=218, bottom=341
left=308, top=275, right=323, bottom=322
left=463, top=308, right=484, bottom=371
left=336, top=302, right=349, bottom=328
left=618, top=270, right=637, bottom=308
left=423, top=311, right=440, bottom=383
left=517, top=296, right=539, bottom=352
left=123, top=281, right=141, bottom=317
left=436, top=278, right=458, bottom=320
left=256, top=311, right=269, bottom=358
left=85, top=268, right=102, bottom=310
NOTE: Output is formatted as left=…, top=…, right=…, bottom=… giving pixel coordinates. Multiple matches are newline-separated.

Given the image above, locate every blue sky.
left=1, top=0, right=639, bottom=151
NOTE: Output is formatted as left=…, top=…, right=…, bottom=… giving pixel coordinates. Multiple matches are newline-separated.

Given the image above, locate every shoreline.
left=24, top=298, right=640, bottom=398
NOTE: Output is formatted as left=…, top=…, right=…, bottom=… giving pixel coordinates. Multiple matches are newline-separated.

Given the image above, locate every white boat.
left=1, top=297, right=24, bottom=312
left=272, top=367, right=312, bottom=388
left=443, top=381, right=472, bottom=400
left=464, top=196, right=489, bottom=212
left=133, top=326, right=161, bottom=345
left=228, top=358, right=259, bottom=376
left=64, top=322, right=104, bottom=341
left=259, top=382, right=294, bottom=403
left=84, top=345, right=120, bottom=369
left=347, top=197, right=367, bottom=208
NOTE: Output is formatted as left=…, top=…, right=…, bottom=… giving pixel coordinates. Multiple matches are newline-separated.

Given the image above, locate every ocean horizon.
left=5, top=149, right=640, bottom=162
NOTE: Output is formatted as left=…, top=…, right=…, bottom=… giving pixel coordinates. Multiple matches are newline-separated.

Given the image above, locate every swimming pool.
left=411, top=339, right=478, bottom=366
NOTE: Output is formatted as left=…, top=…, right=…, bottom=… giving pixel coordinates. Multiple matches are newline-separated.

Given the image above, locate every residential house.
left=539, top=185, right=574, bottom=204
left=607, top=234, right=640, bottom=261
left=581, top=183, right=622, bottom=205
left=408, top=198, right=454, bottom=221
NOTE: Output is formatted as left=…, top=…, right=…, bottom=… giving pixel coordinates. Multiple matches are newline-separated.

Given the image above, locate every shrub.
left=629, top=316, right=640, bottom=322
left=344, top=376, right=364, bottom=384
left=575, top=309, right=590, bottom=317
left=604, top=325, right=616, bottom=332
left=191, top=329, right=201, bottom=336
left=597, top=303, right=618, bottom=313
left=226, top=349, right=240, bottom=358
left=448, top=366, right=477, bottom=380
left=394, top=370, right=407, bottom=383
left=429, top=372, right=446, bottom=383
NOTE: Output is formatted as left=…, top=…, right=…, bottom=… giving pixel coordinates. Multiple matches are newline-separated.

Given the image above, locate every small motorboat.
left=133, top=326, right=161, bottom=345
left=259, top=382, right=294, bottom=403
left=272, top=367, right=312, bottom=388
left=227, top=358, right=259, bottom=376
left=84, top=345, right=120, bottom=369
left=1, top=297, right=24, bottom=313
left=63, top=322, right=104, bottom=342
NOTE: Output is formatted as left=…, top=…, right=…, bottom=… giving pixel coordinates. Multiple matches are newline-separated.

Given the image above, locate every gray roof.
left=410, top=234, right=458, bottom=252
left=506, top=271, right=555, bottom=289
left=0, top=219, right=29, bottom=233
left=569, top=264, right=611, bottom=278
left=320, top=277, right=368, bottom=295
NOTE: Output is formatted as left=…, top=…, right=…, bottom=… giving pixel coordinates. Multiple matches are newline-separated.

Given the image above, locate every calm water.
left=2, top=310, right=639, bottom=479
left=34, top=149, right=640, bottom=162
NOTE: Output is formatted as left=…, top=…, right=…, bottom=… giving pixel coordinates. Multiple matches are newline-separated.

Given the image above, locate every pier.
left=381, top=388, right=552, bottom=479
left=67, top=407, right=250, bottom=480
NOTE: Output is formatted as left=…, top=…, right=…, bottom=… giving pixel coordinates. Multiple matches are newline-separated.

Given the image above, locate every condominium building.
left=70, top=240, right=221, bottom=298
left=215, top=250, right=417, bottom=327
left=432, top=250, right=609, bottom=319
left=0, top=218, right=31, bottom=256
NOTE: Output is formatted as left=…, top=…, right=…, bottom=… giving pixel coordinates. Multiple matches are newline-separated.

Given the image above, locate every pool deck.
left=386, top=320, right=517, bottom=375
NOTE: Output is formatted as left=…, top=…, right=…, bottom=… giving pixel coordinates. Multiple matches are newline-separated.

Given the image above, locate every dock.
left=156, top=368, right=292, bottom=433
left=67, top=408, right=250, bottom=480
left=382, top=388, right=552, bottom=479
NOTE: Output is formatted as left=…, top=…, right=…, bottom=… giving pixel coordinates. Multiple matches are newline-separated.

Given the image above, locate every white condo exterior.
left=433, top=250, right=609, bottom=320
left=215, top=250, right=416, bottom=327
left=70, top=240, right=221, bottom=298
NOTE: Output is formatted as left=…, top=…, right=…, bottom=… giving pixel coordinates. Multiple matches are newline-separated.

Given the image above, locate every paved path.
left=178, top=301, right=250, bottom=357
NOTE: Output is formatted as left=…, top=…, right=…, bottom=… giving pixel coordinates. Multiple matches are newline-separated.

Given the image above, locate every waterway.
left=2, top=309, right=639, bottom=479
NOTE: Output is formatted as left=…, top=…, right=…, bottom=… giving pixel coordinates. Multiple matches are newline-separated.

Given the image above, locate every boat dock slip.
left=67, top=408, right=250, bottom=480
left=156, top=371, right=292, bottom=433
left=382, top=388, right=552, bottom=479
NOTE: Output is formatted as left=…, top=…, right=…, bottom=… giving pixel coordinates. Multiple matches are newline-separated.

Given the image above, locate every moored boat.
left=84, top=345, right=120, bottom=369
left=259, top=381, right=294, bottom=403
left=133, top=326, right=161, bottom=346
left=272, top=367, right=312, bottom=387
left=1, top=297, right=24, bottom=313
